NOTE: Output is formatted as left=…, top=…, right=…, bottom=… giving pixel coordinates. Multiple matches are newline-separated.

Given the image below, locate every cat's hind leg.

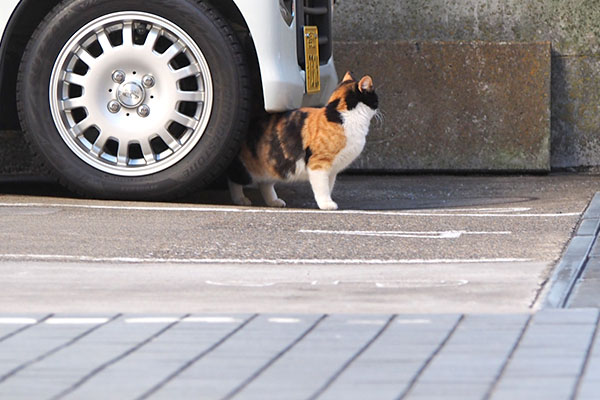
left=259, top=183, right=286, bottom=207
left=308, top=168, right=338, bottom=210
left=228, top=180, right=252, bottom=206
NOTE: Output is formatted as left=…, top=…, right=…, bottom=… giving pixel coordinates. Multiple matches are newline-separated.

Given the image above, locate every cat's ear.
left=342, top=71, right=354, bottom=82
left=358, top=75, right=374, bottom=92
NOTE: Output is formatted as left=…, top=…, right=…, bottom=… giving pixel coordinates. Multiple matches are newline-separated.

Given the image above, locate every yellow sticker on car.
left=303, top=26, right=321, bottom=94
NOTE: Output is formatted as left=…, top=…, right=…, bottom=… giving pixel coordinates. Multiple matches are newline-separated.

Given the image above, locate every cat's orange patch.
left=302, top=108, right=346, bottom=170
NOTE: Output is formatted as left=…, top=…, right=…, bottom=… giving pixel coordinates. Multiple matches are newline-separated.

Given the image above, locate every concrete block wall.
left=333, top=0, right=600, bottom=169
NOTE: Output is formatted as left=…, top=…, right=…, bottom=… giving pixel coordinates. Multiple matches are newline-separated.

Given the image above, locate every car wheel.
left=17, top=0, right=249, bottom=200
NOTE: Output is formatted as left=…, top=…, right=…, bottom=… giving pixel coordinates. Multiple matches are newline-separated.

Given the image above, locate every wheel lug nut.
left=142, top=74, right=155, bottom=88
left=137, top=104, right=150, bottom=117
left=112, top=70, right=125, bottom=84
left=107, top=100, right=121, bottom=113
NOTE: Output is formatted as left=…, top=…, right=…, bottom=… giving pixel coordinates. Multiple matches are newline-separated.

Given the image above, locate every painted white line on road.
left=183, top=317, right=241, bottom=324
left=0, top=253, right=534, bottom=264
left=0, top=202, right=580, bottom=217
left=268, top=318, right=301, bottom=324
left=45, top=317, right=109, bottom=325
left=0, top=318, right=37, bottom=324
left=125, top=317, right=179, bottom=324
left=396, top=319, right=432, bottom=324
left=299, top=229, right=512, bottom=239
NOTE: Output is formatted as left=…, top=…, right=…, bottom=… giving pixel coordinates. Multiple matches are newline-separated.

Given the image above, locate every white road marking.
left=268, top=318, right=301, bottom=324
left=299, top=229, right=511, bottom=239
left=182, top=317, right=241, bottom=324
left=45, top=317, right=109, bottom=325
left=0, top=253, right=534, bottom=264
left=0, top=202, right=580, bottom=217
left=125, top=317, right=179, bottom=324
left=396, top=319, right=432, bottom=324
left=0, top=318, right=37, bottom=324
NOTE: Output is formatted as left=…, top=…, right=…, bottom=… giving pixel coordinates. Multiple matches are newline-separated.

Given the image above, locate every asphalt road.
left=0, top=174, right=597, bottom=313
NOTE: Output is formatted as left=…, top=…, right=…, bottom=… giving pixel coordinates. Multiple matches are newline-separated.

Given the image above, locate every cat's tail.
left=226, top=157, right=252, bottom=186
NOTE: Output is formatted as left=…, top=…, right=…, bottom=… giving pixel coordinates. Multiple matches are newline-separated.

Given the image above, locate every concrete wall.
left=333, top=0, right=600, bottom=169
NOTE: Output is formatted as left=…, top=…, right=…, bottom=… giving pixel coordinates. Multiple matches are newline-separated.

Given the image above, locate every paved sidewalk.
left=0, top=310, right=599, bottom=400
left=544, top=192, right=600, bottom=308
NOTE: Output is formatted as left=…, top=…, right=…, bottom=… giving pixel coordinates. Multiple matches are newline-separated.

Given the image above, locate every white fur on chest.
left=332, top=103, right=375, bottom=173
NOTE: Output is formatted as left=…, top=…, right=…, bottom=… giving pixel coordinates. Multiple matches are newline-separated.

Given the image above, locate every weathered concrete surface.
left=335, top=41, right=551, bottom=171
left=333, top=0, right=600, bottom=169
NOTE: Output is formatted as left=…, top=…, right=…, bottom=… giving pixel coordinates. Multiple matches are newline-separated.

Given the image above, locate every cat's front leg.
left=228, top=180, right=252, bottom=206
left=308, top=168, right=338, bottom=210
left=259, top=183, right=286, bottom=207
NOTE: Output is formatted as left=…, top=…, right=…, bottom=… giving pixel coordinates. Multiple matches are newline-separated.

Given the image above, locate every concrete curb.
left=543, top=192, right=600, bottom=308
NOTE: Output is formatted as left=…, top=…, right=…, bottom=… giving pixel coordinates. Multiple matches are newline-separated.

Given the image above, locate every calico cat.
left=227, top=72, right=379, bottom=210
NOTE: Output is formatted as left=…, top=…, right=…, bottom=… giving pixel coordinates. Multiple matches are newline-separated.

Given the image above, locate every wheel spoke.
left=160, top=41, right=184, bottom=62
left=63, top=72, right=87, bottom=87
left=61, top=96, right=87, bottom=110
left=171, top=63, right=201, bottom=81
left=91, top=132, right=108, bottom=156
left=117, top=140, right=129, bottom=166
left=96, top=30, right=113, bottom=54
left=144, top=26, right=161, bottom=51
left=70, top=118, right=93, bottom=136
left=139, top=140, right=155, bottom=164
left=171, top=111, right=198, bottom=129
left=176, top=90, right=204, bottom=102
left=157, top=128, right=182, bottom=151
left=75, top=48, right=96, bottom=68
left=122, top=21, right=133, bottom=47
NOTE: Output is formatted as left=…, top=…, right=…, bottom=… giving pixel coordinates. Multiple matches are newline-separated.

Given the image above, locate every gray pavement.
left=0, top=310, right=599, bottom=400
left=1, top=174, right=600, bottom=399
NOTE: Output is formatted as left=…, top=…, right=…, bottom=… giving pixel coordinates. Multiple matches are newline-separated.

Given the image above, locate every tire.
left=17, top=0, right=250, bottom=200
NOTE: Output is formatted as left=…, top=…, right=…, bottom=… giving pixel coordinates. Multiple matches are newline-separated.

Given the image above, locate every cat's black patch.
left=359, top=90, right=379, bottom=110
left=304, top=146, right=312, bottom=164
left=270, top=110, right=308, bottom=178
left=344, top=84, right=379, bottom=111
left=325, top=99, right=343, bottom=124
left=227, top=156, right=252, bottom=185
left=344, top=85, right=360, bottom=111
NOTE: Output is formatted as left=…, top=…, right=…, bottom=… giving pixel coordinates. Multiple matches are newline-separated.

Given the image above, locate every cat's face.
left=329, top=71, right=379, bottom=112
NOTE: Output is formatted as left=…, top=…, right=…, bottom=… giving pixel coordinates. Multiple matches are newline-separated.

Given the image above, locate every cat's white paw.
left=318, top=201, right=338, bottom=210
left=233, top=196, right=252, bottom=206
left=267, top=198, right=286, bottom=208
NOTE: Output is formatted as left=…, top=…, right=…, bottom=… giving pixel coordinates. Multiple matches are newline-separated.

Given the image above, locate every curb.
left=543, top=192, right=600, bottom=308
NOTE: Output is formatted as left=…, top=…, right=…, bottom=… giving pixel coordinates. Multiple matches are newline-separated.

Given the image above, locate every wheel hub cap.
left=117, top=81, right=145, bottom=108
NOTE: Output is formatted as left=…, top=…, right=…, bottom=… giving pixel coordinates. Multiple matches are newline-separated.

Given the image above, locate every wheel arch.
left=0, top=0, right=262, bottom=130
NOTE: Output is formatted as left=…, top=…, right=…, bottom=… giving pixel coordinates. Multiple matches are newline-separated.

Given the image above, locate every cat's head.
left=327, top=71, right=379, bottom=114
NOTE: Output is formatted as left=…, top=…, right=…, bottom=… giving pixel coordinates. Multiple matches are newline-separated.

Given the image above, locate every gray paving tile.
left=61, top=314, right=254, bottom=400
left=400, top=314, right=526, bottom=399
left=490, top=313, right=597, bottom=399
left=0, top=315, right=48, bottom=341
left=0, top=315, right=184, bottom=399
left=222, top=314, right=395, bottom=400
left=533, top=309, right=599, bottom=325
left=0, top=315, right=116, bottom=383
left=491, top=376, right=578, bottom=400
left=407, top=382, right=491, bottom=399
left=319, top=315, right=461, bottom=400
left=576, top=218, right=600, bottom=236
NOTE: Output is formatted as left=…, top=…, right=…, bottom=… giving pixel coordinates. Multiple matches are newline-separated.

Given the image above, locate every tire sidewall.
left=19, top=0, right=247, bottom=199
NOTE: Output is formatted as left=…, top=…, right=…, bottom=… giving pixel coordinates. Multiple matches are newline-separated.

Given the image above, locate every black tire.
left=17, top=0, right=250, bottom=200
